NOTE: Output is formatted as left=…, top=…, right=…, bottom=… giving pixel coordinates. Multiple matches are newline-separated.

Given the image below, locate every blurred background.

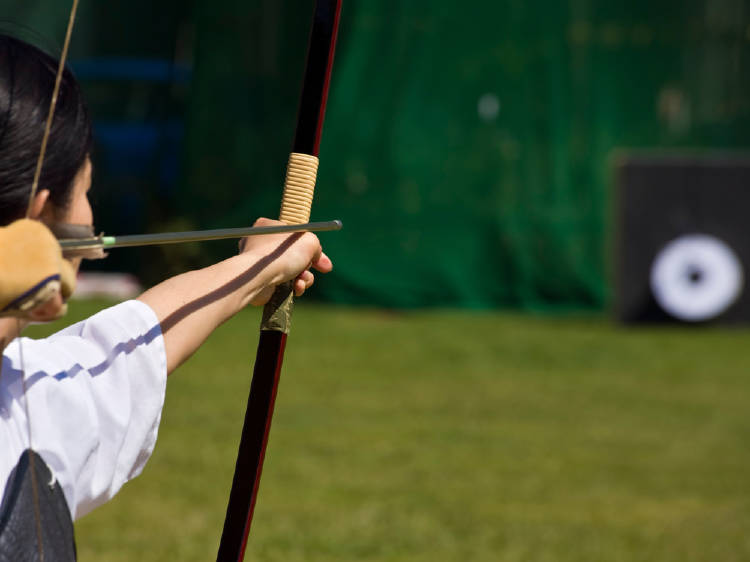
left=11, top=0, right=750, bottom=560
left=8, top=0, right=750, bottom=316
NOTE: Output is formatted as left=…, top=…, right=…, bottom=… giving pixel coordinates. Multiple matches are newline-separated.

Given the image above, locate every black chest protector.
left=0, top=449, right=76, bottom=561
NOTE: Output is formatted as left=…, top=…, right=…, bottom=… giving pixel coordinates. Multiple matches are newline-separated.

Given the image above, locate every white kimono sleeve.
left=0, top=300, right=167, bottom=520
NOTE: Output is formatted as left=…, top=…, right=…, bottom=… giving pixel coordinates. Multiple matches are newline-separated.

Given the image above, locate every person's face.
left=63, top=156, right=93, bottom=227
left=36, top=155, right=94, bottom=228
left=35, top=156, right=93, bottom=273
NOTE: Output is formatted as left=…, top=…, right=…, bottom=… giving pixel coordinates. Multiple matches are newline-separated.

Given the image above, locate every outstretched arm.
left=137, top=218, right=332, bottom=374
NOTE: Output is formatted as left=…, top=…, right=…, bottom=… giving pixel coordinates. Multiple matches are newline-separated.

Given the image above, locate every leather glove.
left=0, top=219, right=76, bottom=320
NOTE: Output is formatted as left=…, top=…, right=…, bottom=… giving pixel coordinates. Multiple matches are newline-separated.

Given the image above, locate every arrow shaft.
left=58, top=220, right=342, bottom=251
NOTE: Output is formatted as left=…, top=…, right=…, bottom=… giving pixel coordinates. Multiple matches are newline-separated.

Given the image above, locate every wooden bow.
left=216, top=2, right=343, bottom=560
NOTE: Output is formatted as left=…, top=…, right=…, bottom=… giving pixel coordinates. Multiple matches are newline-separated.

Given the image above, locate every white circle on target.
left=650, top=234, right=744, bottom=322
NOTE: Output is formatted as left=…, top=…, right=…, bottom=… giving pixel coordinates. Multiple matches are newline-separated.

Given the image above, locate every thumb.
left=59, top=259, right=77, bottom=300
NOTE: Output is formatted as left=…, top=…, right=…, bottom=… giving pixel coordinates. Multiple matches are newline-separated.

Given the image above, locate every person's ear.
left=28, top=189, right=51, bottom=220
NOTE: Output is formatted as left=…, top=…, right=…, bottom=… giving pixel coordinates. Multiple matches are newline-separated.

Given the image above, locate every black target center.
left=685, top=264, right=704, bottom=284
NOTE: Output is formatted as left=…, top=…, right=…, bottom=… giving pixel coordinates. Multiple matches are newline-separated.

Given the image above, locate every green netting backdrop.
left=183, top=0, right=750, bottom=310
left=7, top=1, right=750, bottom=309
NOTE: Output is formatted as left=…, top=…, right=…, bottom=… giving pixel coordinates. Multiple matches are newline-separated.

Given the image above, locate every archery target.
left=650, top=234, right=744, bottom=322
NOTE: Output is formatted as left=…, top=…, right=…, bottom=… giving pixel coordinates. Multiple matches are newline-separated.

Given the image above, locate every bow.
left=216, top=2, right=342, bottom=560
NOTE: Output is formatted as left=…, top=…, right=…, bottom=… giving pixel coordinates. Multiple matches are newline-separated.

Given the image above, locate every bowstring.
left=13, top=1, right=81, bottom=559
left=25, top=0, right=81, bottom=218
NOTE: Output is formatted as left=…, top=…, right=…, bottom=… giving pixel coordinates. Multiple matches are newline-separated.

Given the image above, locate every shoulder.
left=1, top=299, right=168, bottom=519
left=2, top=300, right=166, bottom=393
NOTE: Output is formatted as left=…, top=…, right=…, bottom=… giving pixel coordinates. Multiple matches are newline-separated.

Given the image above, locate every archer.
left=0, top=33, right=333, bottom=559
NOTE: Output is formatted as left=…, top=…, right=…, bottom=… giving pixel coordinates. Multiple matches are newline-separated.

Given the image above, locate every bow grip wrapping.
left=260, top=152, right=319, bottom=333
left=278, top=153, right=319, bottom=224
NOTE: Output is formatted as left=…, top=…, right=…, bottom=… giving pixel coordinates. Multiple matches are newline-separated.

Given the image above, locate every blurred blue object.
left=93, top=121, right=184, bottom=190
left=72, top=57, right=191, bottom=83
left=70, top=57, right=190, bottom=198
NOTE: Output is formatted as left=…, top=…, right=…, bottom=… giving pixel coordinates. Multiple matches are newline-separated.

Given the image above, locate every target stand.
left=614, top=152, right=750, bottom=324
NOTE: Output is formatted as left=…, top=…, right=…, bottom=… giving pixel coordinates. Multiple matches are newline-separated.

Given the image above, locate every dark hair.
left=0, top=34, right=92, bottom=225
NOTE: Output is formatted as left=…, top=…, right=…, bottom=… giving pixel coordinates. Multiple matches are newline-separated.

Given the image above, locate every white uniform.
left=0, top=300, right=167, bottom=520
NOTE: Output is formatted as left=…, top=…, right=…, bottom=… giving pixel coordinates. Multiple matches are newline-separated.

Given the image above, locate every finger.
left=294, top=278, right=305, bottom=296
left=294, top=271, right=315, bottom=296
left=311, top=251, right=333, bottom=273
left=28, top=292, right=66, bottom=322
left=59, top=259, right=77, bottom=299
left=298, top=269, right=314, bottom=285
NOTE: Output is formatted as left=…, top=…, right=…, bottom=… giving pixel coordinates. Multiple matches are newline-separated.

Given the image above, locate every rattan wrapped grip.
left=261, top=152, right=320, bottom=333
left=279, top=153, right=319, bottom=224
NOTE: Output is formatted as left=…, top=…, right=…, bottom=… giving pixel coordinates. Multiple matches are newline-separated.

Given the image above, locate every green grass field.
left=27, top=300, right=750, bottom=561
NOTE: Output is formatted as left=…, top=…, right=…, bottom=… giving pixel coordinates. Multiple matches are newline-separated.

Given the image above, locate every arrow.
left=58, top=219, right=342, bottom=256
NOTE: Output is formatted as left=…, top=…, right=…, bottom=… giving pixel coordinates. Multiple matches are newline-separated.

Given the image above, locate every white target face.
left=650, top=234, right=744, bottom=322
